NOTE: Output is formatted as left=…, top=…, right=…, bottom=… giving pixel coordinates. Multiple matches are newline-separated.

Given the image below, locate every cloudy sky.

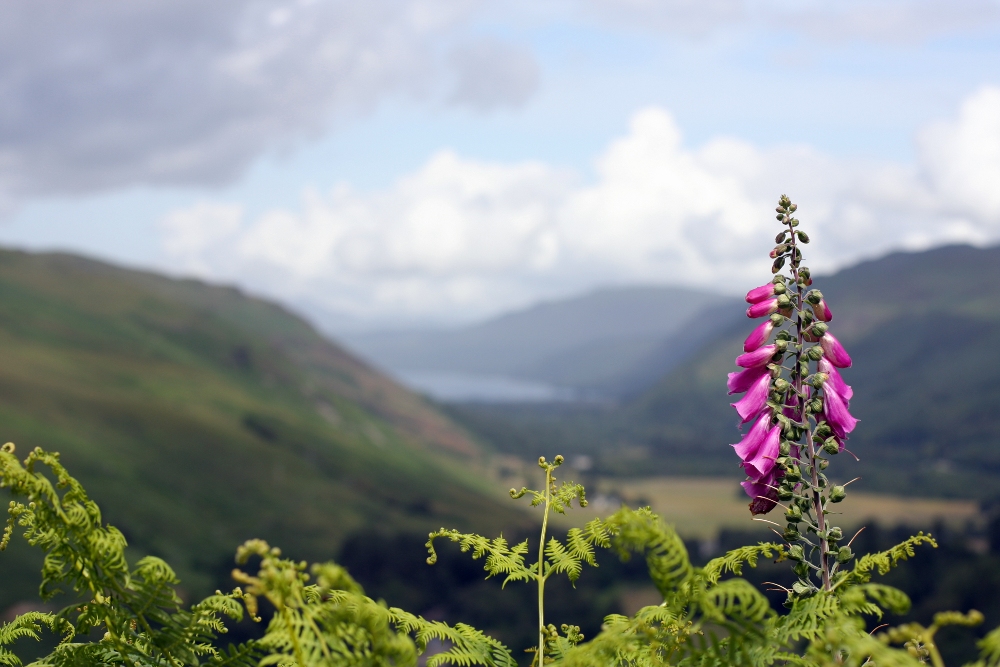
left=3, top=1, right=1000, bottom=331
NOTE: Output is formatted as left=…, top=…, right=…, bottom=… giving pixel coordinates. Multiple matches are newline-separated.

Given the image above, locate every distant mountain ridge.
left=342, top=285, right=735, bottom=399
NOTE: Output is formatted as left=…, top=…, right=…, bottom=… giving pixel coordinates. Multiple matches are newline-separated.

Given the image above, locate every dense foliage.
left=0, top=442, right=996, bottom=667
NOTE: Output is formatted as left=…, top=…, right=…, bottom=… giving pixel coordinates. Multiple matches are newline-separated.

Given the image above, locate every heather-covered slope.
left=0, top=249, right=523, bottom=600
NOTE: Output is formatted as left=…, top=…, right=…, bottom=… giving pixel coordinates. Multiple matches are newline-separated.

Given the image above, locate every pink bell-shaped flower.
left=742, top=467, right=782, bottom=515
left=731, top=371, right=771, bottom=424
left=727, top=365, right=768, bottom=395
left=820, top=332, right=852, bottom=368
left=746, top=298, right=779, bottom=319
left=823, top=384, right=858, bottom=439
left=736, top=344, right=777, bottom=368
left=818, top=357, right=853, bottom=401
left=743, top=320, right=774, bottom=353
left=745, top=283, right=776, bottom=304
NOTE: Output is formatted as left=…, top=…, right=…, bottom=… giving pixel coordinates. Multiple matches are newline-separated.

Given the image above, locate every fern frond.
left=603, top=507, right=693, bottom=596
left=973, top=624, right=1000, bottom=667
left=426, top=530, right=534, bottom=587
left=390, top=611, right=516, bottom=667
left=841, top=533, right=937, bottom=587
left=701, top=578, right=771, bottom=623
left=703, top=543, right=782, bottom=585
left=774, top=592, right=843, bottom=642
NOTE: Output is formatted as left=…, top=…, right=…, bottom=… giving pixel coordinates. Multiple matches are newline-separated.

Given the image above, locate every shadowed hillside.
left=0, top=249, right=525, bottom=604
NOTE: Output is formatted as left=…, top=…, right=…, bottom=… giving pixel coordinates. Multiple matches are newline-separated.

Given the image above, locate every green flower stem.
left=788, top=221, right=831, bottom=591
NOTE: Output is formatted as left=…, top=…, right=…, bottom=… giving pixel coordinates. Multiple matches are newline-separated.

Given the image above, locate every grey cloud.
left=775, top=0, right=1000, bottom=43
left=0, top=0, right=541, bottom=203
left=579, top=0, right=1000, bottom=41
left=448, top=39, right=540, bottom=111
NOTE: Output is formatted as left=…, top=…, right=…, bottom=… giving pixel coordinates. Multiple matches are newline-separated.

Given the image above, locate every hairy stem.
left=789, top=224, right=830, bottom=591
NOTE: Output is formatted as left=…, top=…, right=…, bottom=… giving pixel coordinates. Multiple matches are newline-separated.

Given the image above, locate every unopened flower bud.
left=805, top=373, right=828, bottom=388
left=836, top=546, right=853, bottom=563
left=806, top=290, right=823, bottom=305
left=806, top=345, right=824, bottom=361
left=775, top=231, right=787, bottom=243
left=811, top=299, right=833, bottom=322
left=788, top=203, right=797, bottom=213
left=796, top=230, right=809, bottom=243
left=829, top=485, right=846, bottom=503
left=799, top=267, right=811, bottom=279
left=773, top=378, right=790, bottom=392
left=779, top=440, right=790, bottom=456
left=818, top=458, right=829, bottom=470
left=772, top=257, right=785, bottom=273
left=776, top=294, right=791, bottom=307
left=775, top=214, right=785, bottom=221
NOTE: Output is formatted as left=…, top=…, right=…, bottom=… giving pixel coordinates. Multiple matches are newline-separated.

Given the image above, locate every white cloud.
left=159, top=87, right=1000, bottom=329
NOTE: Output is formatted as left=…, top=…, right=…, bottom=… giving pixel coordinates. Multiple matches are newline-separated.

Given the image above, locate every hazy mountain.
left=341, top=286, right=735, bottom=399
left=445, top=244, right=1000, bottom=499
left=0, top=249, right=525, bottom=608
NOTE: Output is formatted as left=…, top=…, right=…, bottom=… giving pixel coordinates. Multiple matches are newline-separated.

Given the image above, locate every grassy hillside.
left=0, top=249, right=526, bottom=604
left=447, top=244, right=1000, bottom=499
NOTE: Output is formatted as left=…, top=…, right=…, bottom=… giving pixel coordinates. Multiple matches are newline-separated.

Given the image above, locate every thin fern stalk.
left=537, top=463, right=553, bottom=667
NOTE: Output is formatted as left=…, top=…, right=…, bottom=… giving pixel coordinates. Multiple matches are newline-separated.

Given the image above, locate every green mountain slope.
left=0, top=249, right=524, bottom=600
left=628, top=244, right=1000, bottom=497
